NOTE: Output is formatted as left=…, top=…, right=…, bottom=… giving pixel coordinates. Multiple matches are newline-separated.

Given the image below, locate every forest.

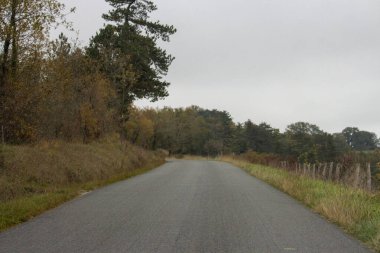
left=124, top=106, right=380, bottom=163
left=0, top=0, right=379, bottom=165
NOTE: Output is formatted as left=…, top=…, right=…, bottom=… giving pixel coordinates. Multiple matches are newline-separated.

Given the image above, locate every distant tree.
left=286, top=122, right=323, bottom=136
left=285, top=122, right=324, bottom=162
left=333, top=133, right=350, bottom=156
left=231, top=123, right=247, bottom=154
left=204, top=139, right=224, bottom=157
left=342, top=127, right=378, bottom=151
left=256, top=123, right=280, bottom=153
left=342, top=127, right=359, bottom=148
left=314, top=132, right=336, bottom=161
left=124, top=107, right=154, bottom=148
left=244, top=120, right=258, bottom=151
left=150, top=107, right=177, bottom=152
left=352, top=131, right=378, bottom=151
left=198, top=109, right=235, bottom=154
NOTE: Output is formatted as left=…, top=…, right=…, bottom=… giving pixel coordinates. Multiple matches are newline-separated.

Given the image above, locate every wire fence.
left=269, top=161, right=375, bottom=191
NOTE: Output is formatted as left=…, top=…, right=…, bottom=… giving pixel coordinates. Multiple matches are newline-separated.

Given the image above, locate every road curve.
left=0, top=160, right=372, bottom=253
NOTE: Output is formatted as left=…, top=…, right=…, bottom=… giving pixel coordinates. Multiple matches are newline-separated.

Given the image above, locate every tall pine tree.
left=87, top=0, right=176, bottom=125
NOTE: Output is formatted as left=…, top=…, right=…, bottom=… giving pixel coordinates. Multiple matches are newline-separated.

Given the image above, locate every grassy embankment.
left=220, top=157, right=380, bottom=252
left=0, top=135, right=166, bottom=232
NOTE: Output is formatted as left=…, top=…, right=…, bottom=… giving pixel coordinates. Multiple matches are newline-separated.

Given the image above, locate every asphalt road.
left=0, top=160, right=372, bottom=253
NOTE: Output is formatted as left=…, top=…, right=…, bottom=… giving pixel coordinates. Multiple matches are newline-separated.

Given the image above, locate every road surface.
left=0, top=160, right=372, bottom=253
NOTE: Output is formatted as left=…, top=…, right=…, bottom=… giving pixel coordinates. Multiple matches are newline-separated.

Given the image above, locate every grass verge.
left=221, top=157, right=380, bottom=252
left=0, top=135, right=166, bottom=232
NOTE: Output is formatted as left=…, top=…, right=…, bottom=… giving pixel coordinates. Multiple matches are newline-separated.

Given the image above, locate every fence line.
left=274, top=160, right=374, bottom=191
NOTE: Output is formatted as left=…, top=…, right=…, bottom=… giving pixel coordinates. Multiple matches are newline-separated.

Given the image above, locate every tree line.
left=0, top=0, right=175, bottom=144
left=124, top=106, right=380, bottom=163
left=0, top=0, right=378, bottom=166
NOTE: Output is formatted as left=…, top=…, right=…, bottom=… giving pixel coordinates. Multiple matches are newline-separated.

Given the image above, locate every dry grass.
left=221, top=156, right=380, bottom=252
left=0, top=134, right=166, bottom=231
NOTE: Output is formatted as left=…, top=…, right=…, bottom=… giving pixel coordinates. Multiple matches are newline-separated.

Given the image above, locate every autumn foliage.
left=0, top=0, right=175, bottom=144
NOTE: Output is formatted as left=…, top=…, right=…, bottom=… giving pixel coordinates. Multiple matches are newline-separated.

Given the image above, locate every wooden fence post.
left=312, top=164, right=316, bottom=179
left=303, top=163, right=306, bottom=175
left=335, top=164, right=341, bottom=182
left=328, top=162, right=334, bottom=181
left=322, top=163, right=327, bottom=179
left=353, top=164, right=361, bottom=188
left=316, top=163, right=322, bottom=178
left=366, top=163, right=372, bottom=191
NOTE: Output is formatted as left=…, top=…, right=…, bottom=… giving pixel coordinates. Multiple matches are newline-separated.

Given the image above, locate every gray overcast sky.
left=60, top=0, right=380, bottom=135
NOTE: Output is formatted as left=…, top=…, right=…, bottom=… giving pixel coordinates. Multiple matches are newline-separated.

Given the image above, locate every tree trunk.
left=0, top=0, right=17, bottom=143
left=10, top=0, right=18, bottom=76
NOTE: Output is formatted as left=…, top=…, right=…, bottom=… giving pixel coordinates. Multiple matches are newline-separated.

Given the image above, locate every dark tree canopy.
left=87, top=0, right=176, bottom=121
left=342, top=127, right=378, bottom=151
left=122, top=107, right=380, bottom=164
